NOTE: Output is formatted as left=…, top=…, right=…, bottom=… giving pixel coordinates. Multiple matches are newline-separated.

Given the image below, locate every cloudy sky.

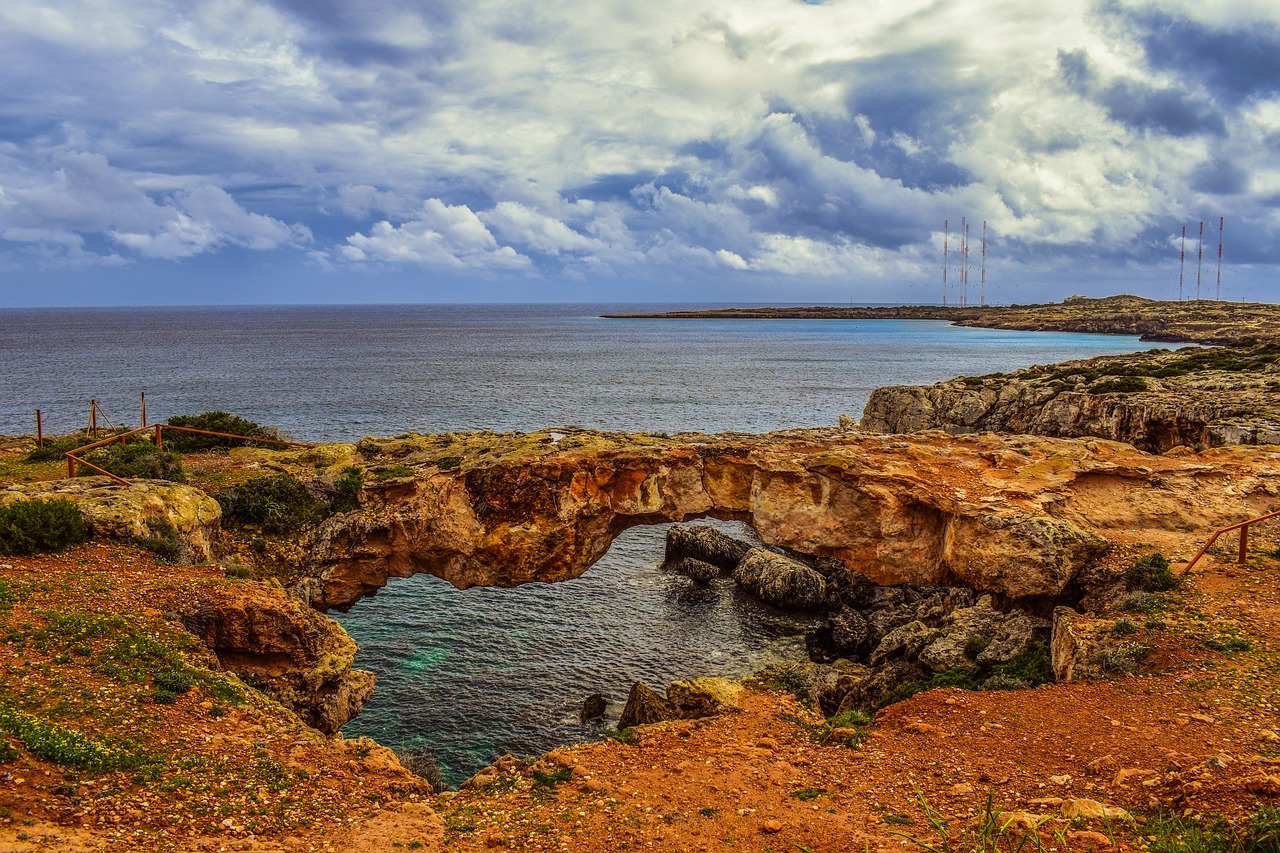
left=1, top=0, right=1278, bottom=306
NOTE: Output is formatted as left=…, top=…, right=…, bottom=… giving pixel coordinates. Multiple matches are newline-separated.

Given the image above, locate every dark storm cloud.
left=1058, top=48, right=1225, bottom=137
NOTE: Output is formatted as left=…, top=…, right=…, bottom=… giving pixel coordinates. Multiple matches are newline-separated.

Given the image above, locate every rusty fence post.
left=1239, top=525, right=1249, bottom=565
left=90, top=399, right=98, bottom=439
left=36, top=409, right=43, bottom=447
left=155, top=424, right=163, bottom=448
left=67, top=454, right=75, bottom=479
left=141, top=391, right=147, bottom=428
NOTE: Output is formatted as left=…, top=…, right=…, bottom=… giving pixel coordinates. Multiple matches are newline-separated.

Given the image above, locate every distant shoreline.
left=603, top=294, right=1280, bottom=347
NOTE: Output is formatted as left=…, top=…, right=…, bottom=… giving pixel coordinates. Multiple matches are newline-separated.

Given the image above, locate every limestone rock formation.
left=860, top=344, right=1280, bottom=452
left=665, top=556, right=723, bottom=583
left=1, top=477, right=221, bottom=562
left=299, top=428, right=1277, bottom=613
left=179, top=582, right=375, bottom=733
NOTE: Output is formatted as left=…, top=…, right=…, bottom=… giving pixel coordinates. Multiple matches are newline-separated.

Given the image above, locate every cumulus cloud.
left=341, top=199, right=531, bottom=269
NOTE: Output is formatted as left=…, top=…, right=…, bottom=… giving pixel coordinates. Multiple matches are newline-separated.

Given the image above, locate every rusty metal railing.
left=63, top=424, right=312, bottom=486
left=1181, top=508, right=1280, bottom=574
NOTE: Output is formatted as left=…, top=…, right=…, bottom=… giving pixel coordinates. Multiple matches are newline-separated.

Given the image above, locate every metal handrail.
left=63, top=424, right=312, bottom=486
left=1181, top=507, right=1280, bottom=575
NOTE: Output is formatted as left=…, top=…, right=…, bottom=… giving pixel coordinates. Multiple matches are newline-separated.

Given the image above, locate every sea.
left=0, top=303, right=1154, bottom=785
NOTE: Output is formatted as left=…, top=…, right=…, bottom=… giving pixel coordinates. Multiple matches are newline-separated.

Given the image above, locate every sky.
left=1, top=0, right=1279, bottom=306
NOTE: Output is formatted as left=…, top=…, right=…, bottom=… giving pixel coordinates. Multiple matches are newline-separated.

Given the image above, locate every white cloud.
left=341, top=199, right=532, bottom=270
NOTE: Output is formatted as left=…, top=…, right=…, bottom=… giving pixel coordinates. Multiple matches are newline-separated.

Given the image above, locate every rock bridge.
left=298, top=428, right=1278, bottom=612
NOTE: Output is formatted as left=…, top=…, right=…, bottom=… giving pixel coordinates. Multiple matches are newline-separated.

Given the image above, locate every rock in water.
left=664, top=525, right=751, bottom=572
left=666, top=556, right=722, bottom=583
left=618, top=681, right=676, bottom=729
left=732, top=548, right=827, bottom=610
left=580, top=693, right=607, bottom=723
left=667, top=677, right=743, bottom=718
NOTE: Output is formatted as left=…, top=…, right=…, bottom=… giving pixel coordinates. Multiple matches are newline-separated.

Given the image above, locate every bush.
left=81, top=443, right=185, bottom=483
left=138, top=519, right=184, bottom=562
left=1088, top=376, right=1149, bottom=395
left=24, top=433, right=92, bottom=463
left=330, top=466, right=364, bottom=513
left=163, top=412, right=283, bottom=451
left=153, top=670, right=195, bottom=694
left=1127, top=553, right=1177, bottom=591
left=0, top=500, right=89, bottom=556
left=395, top=745, right=446, bottom=791
left=215, top=474, right=326, bottom=534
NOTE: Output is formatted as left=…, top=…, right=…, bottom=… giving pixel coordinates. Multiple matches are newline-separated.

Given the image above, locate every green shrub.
left=1088, top=376, right=1149, bottom=395
left=331, top=466, right=365, bottom=513
left=163, top=412, right=283, bottom=451
left=153, top=688, right=178, bottom=705
left=215, top=474, right=326, bottom=534
left=1111, top=619, right=1139, bottom=637
left=138, top=519, right=184, bottom=562
left=24, top=433, right=93, bottom=463
left=153, top=670, right=195, bottom=694
left=81, top=443, right=185, bottom=482
left=1128, top=553, right=1177, bottom=591
left=0, top=500, right=89, bottom=556
left=0, top=702, right=145, bottom=771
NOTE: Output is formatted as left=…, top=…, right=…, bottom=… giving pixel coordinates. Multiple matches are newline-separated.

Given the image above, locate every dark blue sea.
left=0, top=303, right=1152, bottom=784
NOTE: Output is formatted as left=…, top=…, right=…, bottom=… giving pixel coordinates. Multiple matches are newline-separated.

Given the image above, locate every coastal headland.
left=1, top=295, right=1279, bottom=851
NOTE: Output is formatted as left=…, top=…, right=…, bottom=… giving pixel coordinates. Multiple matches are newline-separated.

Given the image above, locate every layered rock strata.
left=300, top=428, right=1278, bottom=612
left=861, top=344, right=1280, bottom=452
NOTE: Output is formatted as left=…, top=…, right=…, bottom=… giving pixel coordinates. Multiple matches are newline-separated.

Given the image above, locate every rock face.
left=860, top=344, right=1280, bottom=453
left=0, top=477, right=221, bottom=563
left=300, top=428, right=1278, bottom=612
left=179, top=583, right=376, bottom=734
left=664, top=525, right=751, bottom=572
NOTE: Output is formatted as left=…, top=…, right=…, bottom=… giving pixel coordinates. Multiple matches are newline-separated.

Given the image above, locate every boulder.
left=916, top=595, right=1048, bottom=674
left=618, top=681, right=676, bottom=729
left=732, top=548, right=827, bottom=611
left=666, top=557, right=722, bottom=583
left=870, top=620, right=939, bottom=667
left=664, top=525, right=751, bottom=572
left=667, top=677, right=742, bottom=718
left=1, top=477, right=221, bottom=562
left=1051, top=607, right=1148, bottom=682
left=581, top=693, right=607, bottom=723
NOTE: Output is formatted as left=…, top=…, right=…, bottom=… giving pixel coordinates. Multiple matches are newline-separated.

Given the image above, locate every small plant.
left=531, top=766, right=572, bottom=793
left=0, top=499, right=89, bottom=556
left=1127, top=553, right=1177, bottom=592
left=1111, top=619, right=1139, bottom=637
left=791, top=787, right=829, bottom=801
left=330, top=466, right=365, bottom=513
left=603, top=727, right=639, bottom=745
left=163, top=412, right=284, bottom=451
left=434, top=457, right=462, bottom=471
left=24, top=433, right=93, bottom=463
left=153, top=670, right=195, bottom=694
left=81, top=443, right=185, bottom=483
left=395, top=745, right=446, bottom=791
left=138, top=519, right=184, bottom=562
left=1098, top=642, right=1150, bottom=675
left=699, top=807, right=717, bottom=817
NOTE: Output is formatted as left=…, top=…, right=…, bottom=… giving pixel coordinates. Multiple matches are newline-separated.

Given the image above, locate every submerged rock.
left=732, top=549, right=827, bottom=611
left=666, top=556, right=723, bottom=583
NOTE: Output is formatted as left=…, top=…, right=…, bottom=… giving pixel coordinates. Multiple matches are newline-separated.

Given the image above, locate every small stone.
left=1245, top=776, right=1280, bottom=796
left=1189, top=713, right=1216, bottom=725
left=950, top=783, right=974, bottom=796
left=1259, top=730, right=1280, bottom=743
left=1084, top=755, right=1115, bottom=776
left=756, top=737, right=779, bottom=751
left=904, top=721, right=940, bottom=734
left=1048, top=774, right=1071, bottom=786
left=762, top=820, right=783, bottom=833
left=1112, top=768, right=1152, bottom=786
left=1068, top=830, right=1114, bottom=847
left=1061, top=798, right=1131, bottom=822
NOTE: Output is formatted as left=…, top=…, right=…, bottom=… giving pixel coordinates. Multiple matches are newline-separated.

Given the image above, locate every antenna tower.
left=961, top=216, right=969, bottom=308
left=1196, top=220, right=1204, bottom=300
left=1216, top=217, right=1225, bottom=300
left=942, top=220, right=949, bottom=307
left=1178, top=226, right=1186, bottom=301
left=980, top=220, right=987, bottom=307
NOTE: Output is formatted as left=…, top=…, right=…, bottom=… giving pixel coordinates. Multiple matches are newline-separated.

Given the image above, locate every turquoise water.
left=0, top=303, right=1153, bottom=785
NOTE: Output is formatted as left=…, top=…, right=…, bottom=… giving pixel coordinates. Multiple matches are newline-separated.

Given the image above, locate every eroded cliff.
left=860, top=343, right=1280, bottom=452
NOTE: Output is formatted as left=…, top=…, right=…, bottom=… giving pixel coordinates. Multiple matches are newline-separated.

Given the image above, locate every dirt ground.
left=0, top=542, right=1276, bottom=853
